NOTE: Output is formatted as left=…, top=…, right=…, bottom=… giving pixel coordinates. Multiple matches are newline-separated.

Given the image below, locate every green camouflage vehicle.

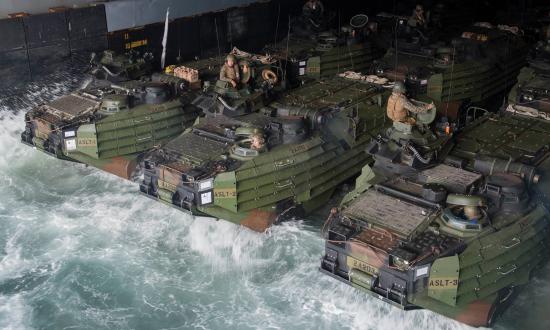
left=265, top=14, right=386, bottom=81
left=529, top=39, right=550, bottom=74
left=140, top=77, right=390, bottom=232
left=21, top=80, right=200, bottom=180
left=505, top=66, right=550, bottom=120
left=449, top=108, right=550, bottom=209
left=372, top=23, right=528, bottom=120
left=320, top=107, right=550, bottom=327
left=20, top=49, right=290, bottom=180
left=89, top=49, right=154, bottom=82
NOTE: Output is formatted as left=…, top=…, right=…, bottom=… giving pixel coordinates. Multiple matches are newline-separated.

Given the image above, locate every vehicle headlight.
left=392, top=256, right=410, bottom=271
left=64, top=130, right=76, bottom=138
left=521, top=94, right=534, bottom=102
left=200, top=191, right=213, bottom=205
left=197, top=178, right=214, bottom=192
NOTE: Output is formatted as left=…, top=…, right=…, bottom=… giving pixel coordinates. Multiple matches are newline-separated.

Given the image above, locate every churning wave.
left=0, top=76, right=547, bottom=330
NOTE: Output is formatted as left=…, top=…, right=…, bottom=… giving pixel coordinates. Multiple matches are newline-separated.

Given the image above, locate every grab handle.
left=497, top=264, right=517, bottom=276
left=501, top=237, right=520, bottom=249
left=275, top=159, right=294, bottom=168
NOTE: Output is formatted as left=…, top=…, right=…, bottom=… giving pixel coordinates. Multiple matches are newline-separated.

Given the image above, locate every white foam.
left=0, top=294, right=32, bottom=330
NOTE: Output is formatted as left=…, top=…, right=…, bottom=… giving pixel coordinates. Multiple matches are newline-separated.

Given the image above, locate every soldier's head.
left=415, top=4, right=424, bottom=14
left=240, top=60, right=250, bottom=73
left=306, top=0, right=319, bottom=8
left=393, top=81, right=406, bottom=94
left=226, top=54, right=236, bottom=66
left=251, top=133, right=266, bottom=150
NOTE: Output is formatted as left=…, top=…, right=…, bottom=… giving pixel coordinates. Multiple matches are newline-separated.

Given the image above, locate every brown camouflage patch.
left=159, top=164, right=185, bottom=187
left=103, top=157, right=137, bottom=180
left=240, top=209, right=277, bottom=232
left=455, top=299, right=495, bottom=327
left=34, top=118, right=53, bottom=140
left=348, top=240, right=389, bottom=270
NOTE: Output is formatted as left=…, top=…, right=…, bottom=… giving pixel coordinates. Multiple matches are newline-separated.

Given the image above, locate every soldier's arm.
left=219, top=67, right=231, bottom=82
left=403, top=98, right=431, bottom=113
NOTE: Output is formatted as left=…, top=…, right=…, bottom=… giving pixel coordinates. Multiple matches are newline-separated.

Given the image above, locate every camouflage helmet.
left=393, top=81, right=406, bottom=94
left=226, top=54, right=237, bottom=63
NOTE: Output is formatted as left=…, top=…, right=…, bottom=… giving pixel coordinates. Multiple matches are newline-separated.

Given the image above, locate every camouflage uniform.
left=387, top=92, right=432, bottom=124
left=219, top=63, right=240, bottom=84
left=409, top=5, right=426, bottom=27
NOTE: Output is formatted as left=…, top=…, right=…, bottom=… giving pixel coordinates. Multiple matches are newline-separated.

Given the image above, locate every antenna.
left=337, top=10, right=341, bottom=74
left=274, top=3, right=281, bottom=44
left=444, top=46, right=456, bottom=119
left=215, top=17, right=222, bottom=66
left=502, top=33, right=511, bottom=107
left=161, top=7, right=170, bottom=70
left=283, top=15, right=291, bottom=83
left=393, top=18, right=399, bottom=78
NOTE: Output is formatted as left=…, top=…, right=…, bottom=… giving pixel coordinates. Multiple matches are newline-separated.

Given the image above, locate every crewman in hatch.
left=219, top=54, right=241, bottom=89
left=409, top=4, right=427, bottom=28
left=303, top=0, right=324, bottom=20
left=302, top=0, right=325, bottom=29
left=387, top=82, right=434, bottom=125
left=250, top=132, right=266, bottom=152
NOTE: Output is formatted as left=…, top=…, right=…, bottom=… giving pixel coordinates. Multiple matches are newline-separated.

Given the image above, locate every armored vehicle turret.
left=320, top=104, right=550, bottom=327
left=140, top=77, right=390, bottom=232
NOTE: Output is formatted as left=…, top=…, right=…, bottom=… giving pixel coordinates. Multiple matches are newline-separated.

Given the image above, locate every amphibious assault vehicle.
left=21, top=80, right=201, bottom=179
left=265, top=14, right=387, bottom=81
left=505, top=66, right=550, bottom=122
left=140, top=76, right=390, bottom=232
left=21, top=47, right=291, bottom=180
left=371, top=23, right=528, bottom=120
left=320, top=106, right=550, bottom=326
left=89, top=49, right=154, bottom=82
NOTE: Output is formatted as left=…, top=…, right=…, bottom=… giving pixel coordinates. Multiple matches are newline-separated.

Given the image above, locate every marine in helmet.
left=387, top=82, right=434, bottom=125
left=219, top=54, right=241, bottom=88
left=303, top=0, right=324, bottom=20
left=409, top=4, right=427, bottom=28
left=250, top=132, right=266, bottom=151
left=240, top=60, right=251, bottom=87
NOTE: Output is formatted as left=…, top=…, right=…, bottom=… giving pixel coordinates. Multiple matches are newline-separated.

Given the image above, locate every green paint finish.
left=427, top=56, right=525, bottom=102
left=74, top=124, right=99, bottom=158
left=306, top=44, right=385, bottom=79
left=67, top=100, right=198, bottom=160
left=451, top=113, right=550, bottom=165
left=144, top=76, right=390, bottom=225
left=213, top=171, right=238, bottom=212
left=428, top=255, right=460, bottom=306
